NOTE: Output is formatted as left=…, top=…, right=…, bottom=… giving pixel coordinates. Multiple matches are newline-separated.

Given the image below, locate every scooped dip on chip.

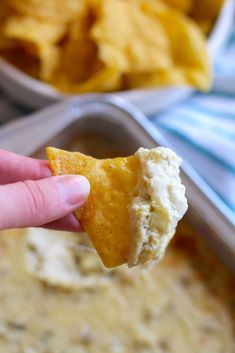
left=47, top=146, right=188, bottom=268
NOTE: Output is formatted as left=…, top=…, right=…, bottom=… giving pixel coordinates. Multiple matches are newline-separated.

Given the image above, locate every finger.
left=42, top=213, right=83, bottom=232
left=0, top=150, right=51, bottom=184
left=0, top=175, right=90, bottom=230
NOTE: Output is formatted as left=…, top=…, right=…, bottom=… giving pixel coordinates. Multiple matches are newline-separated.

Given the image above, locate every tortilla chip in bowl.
left=0, top=0, right=233, bottom=113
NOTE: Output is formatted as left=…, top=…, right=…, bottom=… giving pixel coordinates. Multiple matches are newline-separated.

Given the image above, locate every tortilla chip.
left=56, top=20, right=101, bottom=84
left=4, top=15, right=66, bottom=47
left=91, top=0, right=210, bottom=90
left=0, top=0, right=214, bottom=92
left=122, top=0, right=211, bottom=90
left=125, top=66, right=210, bottom=91
left=55, top=67, right=121, bottom=93
left=46, top=147, right=140, bottom=268
left=53, top=16, right=121, bottom=93
left=3, top=15, right=66, bottom=80
left=5, top=0, right=86, bottom=23
left=91, top=0, right=171, bottom=73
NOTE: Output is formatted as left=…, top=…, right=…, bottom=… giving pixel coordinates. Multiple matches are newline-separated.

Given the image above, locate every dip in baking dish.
left=0, top=222, right=234, bottom=353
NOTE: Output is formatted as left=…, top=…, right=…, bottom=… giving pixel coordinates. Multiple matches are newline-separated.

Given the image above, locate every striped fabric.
left=151, top=23, right=235, bottom=216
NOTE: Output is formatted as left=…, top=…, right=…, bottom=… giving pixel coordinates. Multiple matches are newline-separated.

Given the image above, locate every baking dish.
left=0, top=95, right=235, bottom=352
left=0, top=94, right=234, bottom=271
left=0, top=0, right=234, bottom=114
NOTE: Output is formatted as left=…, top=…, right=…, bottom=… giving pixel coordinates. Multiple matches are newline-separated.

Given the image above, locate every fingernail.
left=56, top=175, right=90, bottom=207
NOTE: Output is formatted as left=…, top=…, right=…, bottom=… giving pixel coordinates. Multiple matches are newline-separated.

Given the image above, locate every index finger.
left=0, top=150, right=52, bottom=184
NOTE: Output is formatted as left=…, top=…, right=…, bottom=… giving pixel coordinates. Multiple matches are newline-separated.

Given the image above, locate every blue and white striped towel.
left=152, top=23, right=235, bottom=217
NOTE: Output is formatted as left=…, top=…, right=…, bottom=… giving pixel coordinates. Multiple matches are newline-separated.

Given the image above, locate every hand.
left=0, top=150, right=90, bottom=231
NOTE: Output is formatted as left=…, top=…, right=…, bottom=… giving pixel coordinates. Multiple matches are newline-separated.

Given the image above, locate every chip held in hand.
left=46, top=146, right=188, bottom=268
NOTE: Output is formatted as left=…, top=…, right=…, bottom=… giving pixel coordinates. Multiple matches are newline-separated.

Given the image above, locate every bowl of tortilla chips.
left=0, top=0, right=234, bottom=113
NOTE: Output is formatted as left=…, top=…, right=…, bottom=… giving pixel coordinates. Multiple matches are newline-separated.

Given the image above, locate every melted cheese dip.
left=0, top=222, right=234, bottom=353
left=129, top=147, right=188, bottom=266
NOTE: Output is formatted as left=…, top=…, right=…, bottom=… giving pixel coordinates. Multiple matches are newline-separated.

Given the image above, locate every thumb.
left=0, top=175, right=90, bottom=230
